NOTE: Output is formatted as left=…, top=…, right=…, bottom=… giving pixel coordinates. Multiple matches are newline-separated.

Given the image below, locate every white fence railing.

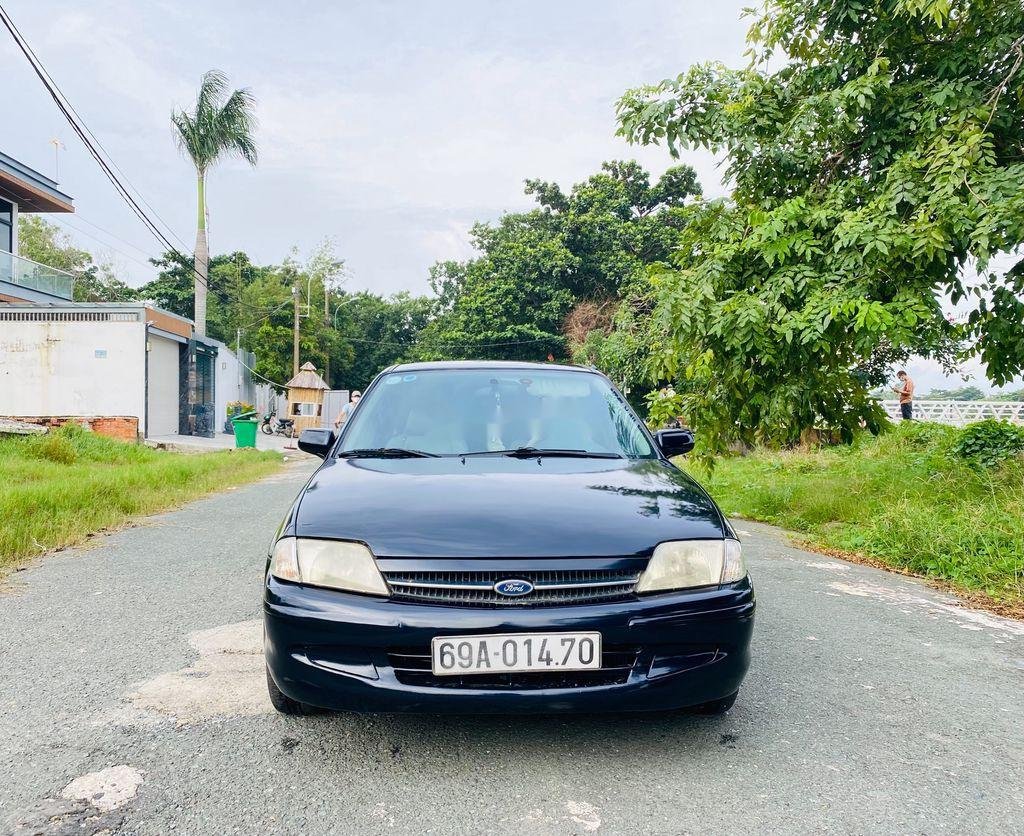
left=883, top=400, right=1024, bottom=426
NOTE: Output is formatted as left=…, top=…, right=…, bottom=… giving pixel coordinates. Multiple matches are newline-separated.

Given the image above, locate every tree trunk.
left=194, top=172, right=208, bottom=337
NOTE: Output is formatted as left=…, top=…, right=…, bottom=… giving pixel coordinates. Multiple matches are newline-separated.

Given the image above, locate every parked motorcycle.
left=260, top=414, right=295, bottom=438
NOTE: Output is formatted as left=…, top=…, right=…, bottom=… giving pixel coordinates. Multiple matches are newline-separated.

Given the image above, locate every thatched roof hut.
left=285, top=362, right=329, bottom=432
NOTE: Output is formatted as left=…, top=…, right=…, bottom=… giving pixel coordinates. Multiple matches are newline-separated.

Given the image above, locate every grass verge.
left=684, top=422, right=1024, bottom=618
left=0, top=423, right=282, bottom=573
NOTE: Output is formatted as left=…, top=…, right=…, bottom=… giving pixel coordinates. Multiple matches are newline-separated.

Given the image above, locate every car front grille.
left=381, top=568, right=641, bottom=607
left=387, top=645, right=640, bottom=690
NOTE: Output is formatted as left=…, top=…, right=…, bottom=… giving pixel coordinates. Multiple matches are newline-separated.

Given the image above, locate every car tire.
left=692, top=691, right=738, bottom=716
left=266, top=666, right=312, bottom=716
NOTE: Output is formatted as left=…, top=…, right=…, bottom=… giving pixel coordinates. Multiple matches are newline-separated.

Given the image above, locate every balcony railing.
left=0, top=250, right=75, bottom=300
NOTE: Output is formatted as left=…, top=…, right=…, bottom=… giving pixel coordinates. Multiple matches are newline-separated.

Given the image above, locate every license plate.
left=431, top=632, right=601, bottom=675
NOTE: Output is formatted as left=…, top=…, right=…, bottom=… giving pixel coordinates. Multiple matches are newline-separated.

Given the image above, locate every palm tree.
left=172, top=70, right=257, bottom=336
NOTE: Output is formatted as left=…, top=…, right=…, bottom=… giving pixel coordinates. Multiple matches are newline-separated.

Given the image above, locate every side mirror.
left=655, top=428, right=695, bottom=458
left=298, top=428, right=336, bottom=459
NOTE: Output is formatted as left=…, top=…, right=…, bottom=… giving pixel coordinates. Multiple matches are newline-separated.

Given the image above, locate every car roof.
left=385, top=360, right=599, bottom=374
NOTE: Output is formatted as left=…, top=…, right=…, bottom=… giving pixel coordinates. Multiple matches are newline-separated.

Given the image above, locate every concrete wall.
left=147, top=334, right=180, bottom=436
left=215, top=345, right=240, bottom=432
left=0, top=314, right=146, bottom=423
left=208, top=341, right=275, bottom=429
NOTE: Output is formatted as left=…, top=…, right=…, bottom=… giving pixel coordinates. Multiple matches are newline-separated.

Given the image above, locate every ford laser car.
left=263, top=361, right=754, bottom=715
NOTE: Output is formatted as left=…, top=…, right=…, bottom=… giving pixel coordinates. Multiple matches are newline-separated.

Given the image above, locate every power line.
left=0, top=4, right=248, bottom=311
left=238, top=297, right=291, bottom=330
left=6, top=177, right=567, bottom=352
left=343, top=334, right=565, bottom=349
left=58, top=213, right=160, bottom=260
left=0, top=5, right=190, bottom=253
left=236, top=353, right=288, bottom=389
left=0, top=9, right=175, bottom=254
left=0, top=183, right=150, bottom=275
left=52, top=218, right=158, bottom=272
left=0, top=180, right=272, bottom=313
left=0, top=180, right=155, bottom=264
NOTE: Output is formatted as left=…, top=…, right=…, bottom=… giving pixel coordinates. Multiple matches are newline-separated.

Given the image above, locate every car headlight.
left=269, top=537, right=389, bottom=596
left=636, top=539, right=746, bottom=593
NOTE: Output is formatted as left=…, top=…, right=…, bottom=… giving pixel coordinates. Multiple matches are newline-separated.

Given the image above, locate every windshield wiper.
left=460, top=447, right=623, bottom=459
left=337, top=447, right=439, bottom=459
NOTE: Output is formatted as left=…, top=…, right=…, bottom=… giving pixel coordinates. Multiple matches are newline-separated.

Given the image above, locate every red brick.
left=0, top=416, right=140, bottom=442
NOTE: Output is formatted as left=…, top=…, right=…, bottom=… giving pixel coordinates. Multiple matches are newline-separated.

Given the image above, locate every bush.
left=952, top=420, right=1024, bottom=468
left=32, top=432, right=78, bottom=465
left=28, top=422, right=88, bottom=465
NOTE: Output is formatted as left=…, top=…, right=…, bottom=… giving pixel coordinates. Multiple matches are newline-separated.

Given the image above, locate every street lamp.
left=333, top=295, right=357, bottom=329
left=325, top=295, right=359, bottom=390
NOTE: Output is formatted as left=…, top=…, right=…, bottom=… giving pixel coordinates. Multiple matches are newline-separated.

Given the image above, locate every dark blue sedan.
left=264, top=361, right=754, bottom=714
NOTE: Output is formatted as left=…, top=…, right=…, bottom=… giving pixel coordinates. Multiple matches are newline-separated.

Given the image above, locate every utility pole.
left=236, top=327, right=243, bottom=404
left=323, top=284, right=330, bottom=387
left=235, top=255, right=244, bottom=402
left=292, top=285, right=300, bottom=378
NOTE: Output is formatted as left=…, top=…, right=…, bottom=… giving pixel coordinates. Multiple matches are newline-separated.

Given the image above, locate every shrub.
left=952, top=420, right=1024, bottom=468
left=31, top=428, right=78, bottom=465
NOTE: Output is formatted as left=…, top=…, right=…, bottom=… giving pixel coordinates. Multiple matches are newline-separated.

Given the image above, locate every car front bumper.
left=264, top=575, right=755, bottom=714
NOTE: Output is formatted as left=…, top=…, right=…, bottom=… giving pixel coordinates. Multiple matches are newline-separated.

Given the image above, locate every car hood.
left=293, top=457, right=728, bottom=558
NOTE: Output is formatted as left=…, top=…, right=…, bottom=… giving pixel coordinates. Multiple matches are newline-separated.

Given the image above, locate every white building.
left=0, top=150, right=269, bottom=440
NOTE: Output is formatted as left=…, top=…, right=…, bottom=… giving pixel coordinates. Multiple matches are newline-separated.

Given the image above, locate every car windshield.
left=339, top=368, right=655, bottom=459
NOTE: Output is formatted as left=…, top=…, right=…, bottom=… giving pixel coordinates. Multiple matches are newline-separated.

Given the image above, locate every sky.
left=3, top=0, right=738, bottom=291
left=2, top=0, right=1019, bottom=394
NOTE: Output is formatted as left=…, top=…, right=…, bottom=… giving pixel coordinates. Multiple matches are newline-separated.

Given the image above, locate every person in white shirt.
left=333, top=390, right=361, bottom=429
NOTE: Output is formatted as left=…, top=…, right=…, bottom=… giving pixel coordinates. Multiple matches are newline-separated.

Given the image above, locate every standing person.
left=891, top=371, right=914, bottom=420
left=334, top=390, right=361, bottom=430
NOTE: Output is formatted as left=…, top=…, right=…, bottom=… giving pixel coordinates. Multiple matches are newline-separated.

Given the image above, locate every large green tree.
left=136, top=243, right=433, bottom=394
left=617, top=0, right=1024, bottom=454
left=418, top=161, right=700, bottom=362
left=172, top=69, right=258, bottom=337
left=333, top=291, right=435, bottom=390
left=138, top=250, right=266, bottom=343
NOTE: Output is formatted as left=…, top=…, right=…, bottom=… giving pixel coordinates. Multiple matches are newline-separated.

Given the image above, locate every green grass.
left=0, top=423, right=282, bottom=571
left=684, top=422, right=1024, bottom=610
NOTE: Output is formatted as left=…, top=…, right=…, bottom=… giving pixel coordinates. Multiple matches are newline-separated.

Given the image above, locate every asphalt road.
left=2, top=457, right=1022, bottom=836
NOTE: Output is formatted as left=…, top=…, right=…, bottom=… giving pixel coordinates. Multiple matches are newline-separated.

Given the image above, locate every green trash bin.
left=232, top=416, right=259, bottom=449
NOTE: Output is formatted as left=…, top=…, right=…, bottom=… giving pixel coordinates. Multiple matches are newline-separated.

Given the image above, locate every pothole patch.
left=6, top=765, right=142, bottom=835
left=128, top=619, right=272, bottom=723
left=61, top=764, right=143, bottom=812
left=5, top=797, right=124, bottom=836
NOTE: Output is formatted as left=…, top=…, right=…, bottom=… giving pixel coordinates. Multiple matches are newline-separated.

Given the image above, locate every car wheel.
left=692, top=691, right=738, bottom=716
left=266, top=666, right=311, bottom=716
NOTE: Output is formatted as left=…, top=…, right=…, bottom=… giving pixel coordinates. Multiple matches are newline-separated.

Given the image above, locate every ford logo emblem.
left=494, top=579, right=534, bottom=597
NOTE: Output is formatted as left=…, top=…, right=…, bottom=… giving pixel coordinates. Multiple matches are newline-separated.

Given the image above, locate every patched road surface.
left=1, top=457, right=1021, bottom=835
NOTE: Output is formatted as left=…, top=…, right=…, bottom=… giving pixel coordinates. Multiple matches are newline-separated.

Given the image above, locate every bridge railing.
left=883, top=400, right=1024, bottom=426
